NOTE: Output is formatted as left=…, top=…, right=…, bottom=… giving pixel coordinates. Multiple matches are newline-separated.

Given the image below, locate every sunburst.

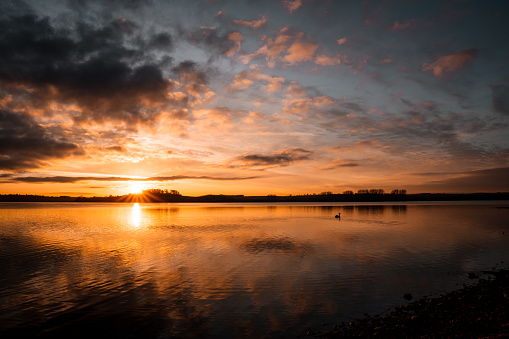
left=128, top=181, right=145, bottom=194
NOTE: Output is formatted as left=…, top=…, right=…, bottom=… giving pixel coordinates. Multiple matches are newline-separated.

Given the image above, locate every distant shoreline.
left=1, top=192, right=508, bottom=203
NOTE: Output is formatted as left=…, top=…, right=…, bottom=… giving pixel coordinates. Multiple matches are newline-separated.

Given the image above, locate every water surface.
left=1, top=202, right=508, bottom=338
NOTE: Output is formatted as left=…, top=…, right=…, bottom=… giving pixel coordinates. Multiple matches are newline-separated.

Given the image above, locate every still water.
left=1, top=202, right=508, bottom=338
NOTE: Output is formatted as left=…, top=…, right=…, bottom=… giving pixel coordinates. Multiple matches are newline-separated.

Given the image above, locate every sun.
left=128, top=181, right=145, bottom=194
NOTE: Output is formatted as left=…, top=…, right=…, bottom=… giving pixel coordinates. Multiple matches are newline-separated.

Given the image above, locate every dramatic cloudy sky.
left=1, top=0, right=508, bottom=196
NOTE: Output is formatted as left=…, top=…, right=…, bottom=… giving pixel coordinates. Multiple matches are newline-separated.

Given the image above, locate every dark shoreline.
left=1, top=192, right=509, bottom=203
left=311, top=268, right=509, bottom=338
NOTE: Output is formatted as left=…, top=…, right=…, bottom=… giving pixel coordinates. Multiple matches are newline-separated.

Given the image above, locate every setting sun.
left=128, top=182, right=145, bottom=194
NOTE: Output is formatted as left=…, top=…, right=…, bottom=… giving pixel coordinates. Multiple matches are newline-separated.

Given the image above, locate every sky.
left=0, top=0, right=508, bottom=197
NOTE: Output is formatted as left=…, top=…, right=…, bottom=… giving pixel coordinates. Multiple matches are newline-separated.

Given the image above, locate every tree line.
left=342, top=189, right=407, bottom=195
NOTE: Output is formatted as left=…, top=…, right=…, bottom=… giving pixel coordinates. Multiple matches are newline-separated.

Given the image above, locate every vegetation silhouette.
left=1, top=189, right=508, bottom=203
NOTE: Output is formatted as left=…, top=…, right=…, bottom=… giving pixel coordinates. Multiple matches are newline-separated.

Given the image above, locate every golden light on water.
left=132, top=203, right=141, bottom=228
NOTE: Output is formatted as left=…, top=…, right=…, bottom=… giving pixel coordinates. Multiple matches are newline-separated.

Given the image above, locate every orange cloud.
left=282, top=0, right=302, bottom=14
left=379, top=58, right=394, bottom=64
left=232, top=15, right=268, bottom=29
left=422, top=49, right=478, bottom=77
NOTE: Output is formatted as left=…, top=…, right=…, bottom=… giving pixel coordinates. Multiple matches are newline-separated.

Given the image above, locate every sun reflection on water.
left=132, top=203, right=141, bottom=228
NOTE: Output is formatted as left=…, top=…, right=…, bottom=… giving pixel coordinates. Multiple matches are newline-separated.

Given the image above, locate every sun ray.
left=128, top=181, right=145, bottom=194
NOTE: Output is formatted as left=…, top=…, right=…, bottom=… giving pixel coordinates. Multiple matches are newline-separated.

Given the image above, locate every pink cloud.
left=225, top=31, right=244, bottom=57
left=390, top=20, right=412, bottom=30
left=315, top=54, right=341, bottom=66
left=193, top=107, right=242, bottom=132
left=243, top=111, right=267, bottom=124
left=232, top=15, right=268, bottom=29
left=282, top=0, right=302, bottom=14
left=283, top=40, right=319, bottom=65
left=286, top=82, right=307, bottom=97
left=246, top=27, right=319, bottom=68
left=422, top=49, right=478, bottom=77
left=283, top=83, right=335, bottom=115
left=254, top=28, right=293, bottom=67
left=229, top=69, right=285, bottom=94
left=379, top=58, right=394, bottom=64
left=336, top=37, right=347, bottom=45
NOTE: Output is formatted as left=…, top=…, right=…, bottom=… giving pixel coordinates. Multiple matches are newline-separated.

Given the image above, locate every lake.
left=1, top=202, right=508, bottom=338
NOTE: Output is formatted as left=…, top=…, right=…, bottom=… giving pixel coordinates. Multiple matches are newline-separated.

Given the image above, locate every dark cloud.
left=411, top=167, right=509, bottom=193
left=172, top=61, right=208, bottom=85
left=0, top=14, right=177, bottom=126
left=183, top=26, right=239, bottom=59
left=68, top=0, right=153, bottom=10
left=342, top=102, right=363, bottom=112
left=321, top=162, right=360, bottom=171
left=104, top=146, right=126, bottom=152
left=0, top=110, right=82, bottom=170
left=230, top=148, right=312, bottom=168
left=147, top=32, right=173, bottom=51
left=410, top=172, right=461, bottom=177
left=11, top=175, right=260, bottom=183
left=491, top=84, right=509, bottom=115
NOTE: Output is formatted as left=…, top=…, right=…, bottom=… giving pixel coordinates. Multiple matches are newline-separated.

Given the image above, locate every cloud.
left=0, top=110, right=82, bottom=170
left=390, top=20, right=412, bottom=30
left=0, top=15, right=181, bottom=127
left=336, top=37, right=347, bottom=45
left=104, top=146, right=127, bottom=152
left=283, top=40, right=319, bottom=65
left=184, top=26, right=241, bottom=59
left=193, top=107, right=243, bottom=131
left=284, top=95, right=335, bottom=115
left=232, top=15, right=268, bottom=29
left=413, top=167, right=509, bottom=193
left=283, top=82, right=336, bottom=116
left=225, top=31, right=244, bottom=56
left=245, top=27, right=319, bottom=68
left=422, top=49, right=478, bottom=77
left=314, top=54, right=342, bottom=66
left=491, top=84, right=509, bottom=115
left=229, top=148, right=312, bottom=168
left=171, top=61, right=215, bottom=107
left=282, top=0, right=303, bottom=14
left=320, top=159, right=360, bottom=170
left=229, top=69, right=285, bottom=93
left=10, top=175, right=260, bottom=183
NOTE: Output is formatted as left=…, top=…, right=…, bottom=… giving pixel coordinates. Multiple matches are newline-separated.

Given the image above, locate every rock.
left=403, top=293, right=413, bottom=301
